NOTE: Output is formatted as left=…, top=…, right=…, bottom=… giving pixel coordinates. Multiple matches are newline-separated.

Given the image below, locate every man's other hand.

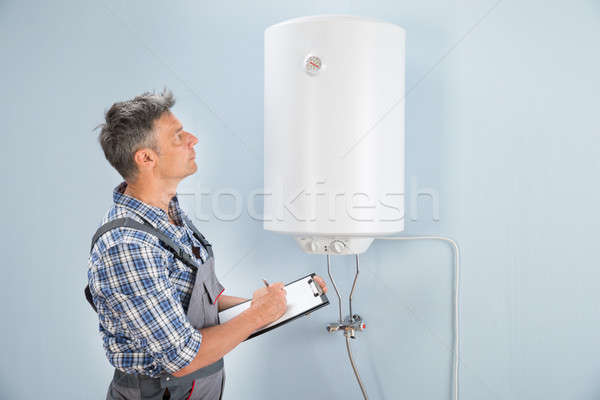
left=313, top=275, right=328, bottom=294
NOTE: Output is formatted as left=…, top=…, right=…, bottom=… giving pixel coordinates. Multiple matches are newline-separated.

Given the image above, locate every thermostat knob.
left=330, top=240, right=345, bottom=253
left=307, top=241, right=319, bottom=253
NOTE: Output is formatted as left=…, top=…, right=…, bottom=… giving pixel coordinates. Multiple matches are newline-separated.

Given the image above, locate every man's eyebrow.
left=174, top=126, right=183, bottom=134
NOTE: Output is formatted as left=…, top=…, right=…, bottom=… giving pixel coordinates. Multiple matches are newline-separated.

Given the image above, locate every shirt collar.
left=113, top=182, right=185, bottom=228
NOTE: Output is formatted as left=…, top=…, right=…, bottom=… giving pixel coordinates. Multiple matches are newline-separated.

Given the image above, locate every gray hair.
left=97, top=89, right=175, bottom=180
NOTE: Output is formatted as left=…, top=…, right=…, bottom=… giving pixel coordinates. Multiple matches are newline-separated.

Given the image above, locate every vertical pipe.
left=349, top=254, right=360, bottom=322
left=327, top=254, right=343, bottom=323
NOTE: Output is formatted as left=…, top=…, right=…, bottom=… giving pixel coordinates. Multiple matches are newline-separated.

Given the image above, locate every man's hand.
left=252, top=286, right=269, bottom=299
left=250, top=282, right=287, bottom=327
left=313, top=275, right=328, bottom=294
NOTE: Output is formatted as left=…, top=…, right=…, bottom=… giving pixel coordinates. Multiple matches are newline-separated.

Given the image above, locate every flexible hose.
left=346, top=335, right=369, bottom=400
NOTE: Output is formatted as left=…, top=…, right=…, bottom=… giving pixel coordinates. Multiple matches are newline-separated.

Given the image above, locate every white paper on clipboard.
left=218, top=273, right=329, bottom=340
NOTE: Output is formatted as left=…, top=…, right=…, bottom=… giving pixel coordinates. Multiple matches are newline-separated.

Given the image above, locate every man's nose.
left=187, top=132, right=198, bottom=147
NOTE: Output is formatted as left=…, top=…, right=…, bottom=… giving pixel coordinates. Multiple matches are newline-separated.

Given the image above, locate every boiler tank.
left=264, top=15, right=406, bottom=254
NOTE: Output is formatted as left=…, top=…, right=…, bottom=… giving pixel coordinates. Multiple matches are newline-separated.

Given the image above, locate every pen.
left=262, top=279, right=269, bottom=287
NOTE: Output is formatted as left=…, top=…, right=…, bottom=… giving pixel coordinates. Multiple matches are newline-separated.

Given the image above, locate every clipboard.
left=218, top=273, right=330, bottom=340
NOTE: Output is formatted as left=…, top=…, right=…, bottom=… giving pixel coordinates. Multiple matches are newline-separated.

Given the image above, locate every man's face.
left=153, top=111, right=198, bottom=180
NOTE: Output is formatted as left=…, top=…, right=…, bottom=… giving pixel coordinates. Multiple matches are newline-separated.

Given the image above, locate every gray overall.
left=85, top=217, right=226, bottom=400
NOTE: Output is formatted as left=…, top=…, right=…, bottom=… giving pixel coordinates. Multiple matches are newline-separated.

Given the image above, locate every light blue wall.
left=1, top=1, right=599, bottom=399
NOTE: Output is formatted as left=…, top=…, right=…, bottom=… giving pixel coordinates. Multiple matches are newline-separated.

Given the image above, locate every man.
left=87, top=89, right=328, bottom=400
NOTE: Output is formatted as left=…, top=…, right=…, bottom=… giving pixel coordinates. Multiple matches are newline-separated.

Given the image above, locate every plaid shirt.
left=87, top=182, right=211, bottom=377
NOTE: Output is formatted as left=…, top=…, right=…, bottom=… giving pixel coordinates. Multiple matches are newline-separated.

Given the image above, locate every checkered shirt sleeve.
left=97, top=241, right=201, bottom=373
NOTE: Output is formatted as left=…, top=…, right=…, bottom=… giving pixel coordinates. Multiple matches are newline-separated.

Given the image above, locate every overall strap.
left=183, top=216, right=214, bottom=258
left=89, top=217, right=199, bottom=271
left=85, top=217, right=203, bottom=313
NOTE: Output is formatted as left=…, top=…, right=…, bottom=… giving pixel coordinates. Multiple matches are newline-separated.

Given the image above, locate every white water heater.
left=264, top=15, right=406, bottom=255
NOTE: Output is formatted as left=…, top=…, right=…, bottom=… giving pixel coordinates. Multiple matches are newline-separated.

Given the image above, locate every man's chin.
left=188, top=161, right=198, bottom=175
left=177, top=160, right=197, bottom=180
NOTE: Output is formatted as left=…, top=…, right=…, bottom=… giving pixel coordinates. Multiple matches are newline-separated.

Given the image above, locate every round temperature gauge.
left=304, top=55, right=322, bottom=75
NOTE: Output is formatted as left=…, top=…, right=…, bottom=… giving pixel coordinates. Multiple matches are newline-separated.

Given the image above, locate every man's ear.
left=133, top=147, right=158, bottom=172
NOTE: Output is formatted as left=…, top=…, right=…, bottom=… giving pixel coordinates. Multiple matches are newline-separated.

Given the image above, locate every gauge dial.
left=304, top=55, right=322, bottom=75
